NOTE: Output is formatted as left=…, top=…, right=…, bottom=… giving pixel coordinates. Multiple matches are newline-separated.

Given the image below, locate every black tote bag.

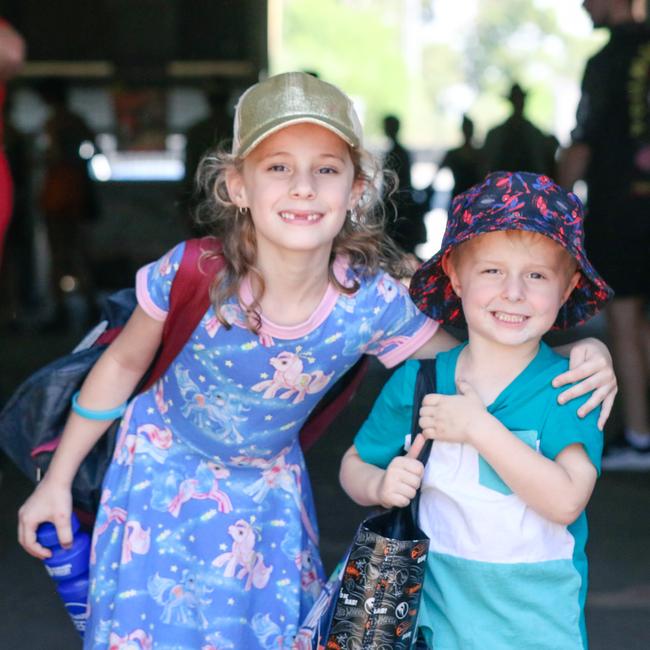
left=295, top=359, right=437, bottom=650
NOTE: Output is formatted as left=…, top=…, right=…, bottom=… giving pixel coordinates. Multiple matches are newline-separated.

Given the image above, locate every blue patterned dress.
left=84, top=242, right=437, bottom=650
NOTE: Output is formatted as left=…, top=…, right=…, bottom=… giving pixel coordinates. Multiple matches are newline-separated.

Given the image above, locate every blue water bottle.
left=36, top=512, right=90, bottom=638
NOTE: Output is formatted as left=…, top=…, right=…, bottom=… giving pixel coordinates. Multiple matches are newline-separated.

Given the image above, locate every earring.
left=347, top=207, right=358, bottom=221
left=237, top=206, right=249, bottom=217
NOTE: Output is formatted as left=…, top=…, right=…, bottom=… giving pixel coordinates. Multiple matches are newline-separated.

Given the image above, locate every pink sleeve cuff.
left=136, top=265, right=167, bottom=322
left=378, top=319, right=439, bottom=368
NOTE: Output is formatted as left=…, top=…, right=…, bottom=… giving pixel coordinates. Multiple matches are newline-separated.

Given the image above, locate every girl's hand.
left=18, top=477, right=73, bottom=560
left=419, top=381, right=488, bottom=444
left=376, top=435, right=426, bottom=509
left=552, top=337, right=617, bottom=430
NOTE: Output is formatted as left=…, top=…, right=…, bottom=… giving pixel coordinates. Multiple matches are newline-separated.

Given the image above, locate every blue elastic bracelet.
left=71, top=391, right=127, bottom=420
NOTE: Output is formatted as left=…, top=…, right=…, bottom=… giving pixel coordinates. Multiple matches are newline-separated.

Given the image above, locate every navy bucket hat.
left=409, top=171, right=614, bottom=330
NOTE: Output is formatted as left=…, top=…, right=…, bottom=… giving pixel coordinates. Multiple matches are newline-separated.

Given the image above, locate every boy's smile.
left=445, top=231, right=580, bottom=350
left=491, top=311, right=528, bottom=324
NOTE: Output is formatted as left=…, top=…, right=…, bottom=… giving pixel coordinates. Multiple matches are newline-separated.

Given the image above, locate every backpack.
left=0, top=237, right=223, bottom=514
left=0, top=237, right=367, bottom=516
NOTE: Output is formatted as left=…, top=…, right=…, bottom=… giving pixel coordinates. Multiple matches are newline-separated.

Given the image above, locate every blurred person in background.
left=0, top=89, right=36, bottom=329
left=37, top=78, right=98, bottom=330
left=382, top=114, right=428, bottom=258
left=182, top=84, right=232, bottom=231
left=559, top=0, right=650, bottom=469
left=437, top=114, right=484, bottom=199
left=0, top=18, right=25, bottom=266
left=483, top=83, right=556, bottom=177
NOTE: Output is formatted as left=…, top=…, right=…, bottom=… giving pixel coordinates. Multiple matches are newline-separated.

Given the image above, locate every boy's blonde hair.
left=193, top=143, right=410, bottom=332
left=447, top=230, right=578, bottom=283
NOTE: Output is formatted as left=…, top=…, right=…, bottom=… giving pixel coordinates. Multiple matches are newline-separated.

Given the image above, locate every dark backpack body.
left=0, top=289, right=139, bottom=513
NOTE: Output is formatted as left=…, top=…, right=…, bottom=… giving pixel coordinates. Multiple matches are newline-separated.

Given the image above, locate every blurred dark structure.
left=3, top=1, right=267, bottom=83
left=1, top=0, right=267, bottom=301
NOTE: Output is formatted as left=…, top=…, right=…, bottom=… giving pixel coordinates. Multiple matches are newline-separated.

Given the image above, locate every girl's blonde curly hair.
left=193, top=141, right=411, bottom=332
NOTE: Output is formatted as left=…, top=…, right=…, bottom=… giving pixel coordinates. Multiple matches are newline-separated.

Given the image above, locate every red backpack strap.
left=140, top=237, right=362, bottom=453
left=141, top=237, right=223, bottom=392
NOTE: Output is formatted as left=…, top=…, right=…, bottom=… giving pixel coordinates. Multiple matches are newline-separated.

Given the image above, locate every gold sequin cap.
left=232, top=71, right=363, bottom=157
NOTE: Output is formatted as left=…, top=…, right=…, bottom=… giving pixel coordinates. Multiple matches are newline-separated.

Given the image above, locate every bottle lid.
left=43, top=530, right=91, bottom=579
left=36, top=512, right=80, bottom=549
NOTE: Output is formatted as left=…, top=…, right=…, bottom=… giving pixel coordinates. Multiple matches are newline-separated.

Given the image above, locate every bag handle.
left=141, top=236, right=223, bottom=392
left=409, top=358, right=437, bottom=522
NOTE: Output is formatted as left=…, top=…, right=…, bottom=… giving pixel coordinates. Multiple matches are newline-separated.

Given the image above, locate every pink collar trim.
left=240, top=257, right=352, bottom=339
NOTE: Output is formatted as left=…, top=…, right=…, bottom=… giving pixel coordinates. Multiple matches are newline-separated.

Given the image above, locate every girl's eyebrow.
left=319, top=153, right=346, bottom=162
left=257, top=151, right=291, bottom=161
left=259, top=151, right=346, bottom=163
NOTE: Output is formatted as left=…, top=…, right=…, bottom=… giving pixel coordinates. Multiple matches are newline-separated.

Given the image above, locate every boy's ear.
left=562, top=270, right=581, bottom=304
left=225, top=168, right=248, bottom=208
left=442, top=254, right=462, bottom=297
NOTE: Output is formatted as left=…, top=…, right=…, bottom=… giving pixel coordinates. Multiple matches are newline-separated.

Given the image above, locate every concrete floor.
left=0, top=324, right=649, bottom=649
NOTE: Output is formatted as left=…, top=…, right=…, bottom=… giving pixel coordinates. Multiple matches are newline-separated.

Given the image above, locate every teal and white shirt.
left=354, top=342, right=603, bottom=650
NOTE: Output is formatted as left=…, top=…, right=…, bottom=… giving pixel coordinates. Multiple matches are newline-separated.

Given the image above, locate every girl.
left=18, top=73, right=615, bottom=649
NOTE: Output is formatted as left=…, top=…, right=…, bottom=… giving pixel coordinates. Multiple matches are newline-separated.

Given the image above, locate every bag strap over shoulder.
left=141, top=237, right=223, bottom=392
left=411, top=358, right=437, bottom=450
left=410, top=358, right=437, bottom=518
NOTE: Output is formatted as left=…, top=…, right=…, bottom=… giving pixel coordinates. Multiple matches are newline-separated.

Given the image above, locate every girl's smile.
left=278, top=210, right=324, bottom=223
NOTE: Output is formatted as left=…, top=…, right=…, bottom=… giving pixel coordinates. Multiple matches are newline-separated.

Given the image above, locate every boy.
left=339, top=171, right=613, bottom=649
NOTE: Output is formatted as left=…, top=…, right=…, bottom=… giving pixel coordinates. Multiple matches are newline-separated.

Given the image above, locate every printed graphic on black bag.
left=327, top=523, right=429, bottom=650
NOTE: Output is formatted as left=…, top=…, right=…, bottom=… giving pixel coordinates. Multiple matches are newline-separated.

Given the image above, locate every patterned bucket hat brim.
left=409, top=171, right=614, bottom=330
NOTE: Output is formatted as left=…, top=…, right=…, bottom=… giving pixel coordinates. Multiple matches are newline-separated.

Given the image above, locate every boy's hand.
left=376, top=435, right=426, bottom=509
left=419, top=381, right=488, bottom=444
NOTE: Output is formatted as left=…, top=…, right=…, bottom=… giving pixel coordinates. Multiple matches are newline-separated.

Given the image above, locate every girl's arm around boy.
left=413, top=332, right=616, bottom=431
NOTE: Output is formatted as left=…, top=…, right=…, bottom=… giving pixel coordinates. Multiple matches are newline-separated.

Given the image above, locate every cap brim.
left=236, top=116, right=358, bottom=157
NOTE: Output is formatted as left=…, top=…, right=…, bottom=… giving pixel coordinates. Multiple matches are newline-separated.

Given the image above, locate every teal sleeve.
left=541, top=390, right=603, bottom=474
left=353, top=359, right=420, bottom=469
